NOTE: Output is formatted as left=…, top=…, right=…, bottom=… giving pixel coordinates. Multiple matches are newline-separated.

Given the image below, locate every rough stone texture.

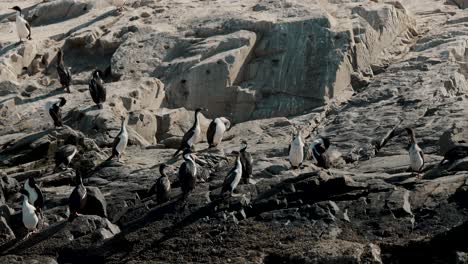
left=0, top=255, right=58, bottom=264
left=111, top=0, right=416, bottom=122
left=1, top=0, right=468, bottom=263
left=0, top=216, right=15, bottom=245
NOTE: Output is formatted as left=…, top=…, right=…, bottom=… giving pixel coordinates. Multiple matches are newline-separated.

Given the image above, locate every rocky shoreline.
left=1, top=0, right=468, bottom=263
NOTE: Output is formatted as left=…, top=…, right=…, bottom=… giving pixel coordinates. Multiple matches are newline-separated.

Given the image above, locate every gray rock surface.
left=1, top=0, right=468, bottom=263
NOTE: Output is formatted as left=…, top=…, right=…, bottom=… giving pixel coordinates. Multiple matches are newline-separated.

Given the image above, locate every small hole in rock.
left=181, top=79, right=187, bottom=84
left=206, top=70, right=211, bottom=75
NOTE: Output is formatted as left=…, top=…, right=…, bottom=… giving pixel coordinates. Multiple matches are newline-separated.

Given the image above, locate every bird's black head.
left=321, top=137, right=331, bottom=150
left=10, top=6, right=21, bottom=12
left=240, top=140, right=248, bottom=151
left=195, top=108, right=207, bottom=113
left=405, top=127, right=414, bottom=134
left=20, top=189, right=29, bottom=197
left=28, top=176, right=36, bottom=186
left=75, top=169, right=83, bottom=185
left=92, top=69, right=104, bottom=79
left=58, top=97, right=67, bottom=107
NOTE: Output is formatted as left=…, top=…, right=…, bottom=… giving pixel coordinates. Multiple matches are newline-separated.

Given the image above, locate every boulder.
left=155, top=108, right=211, bottom=141
left=0, top=216, right=15, bottom=245
left=128, top=110, right=157, bottom=144
left=1, top=175, right=20, bottom=200
left=66, top=78, right=164, bottom=146
left=111, top=2, right=415, bottom=122
left=25, top=0, right=92, bottom=26
left=0, top=80, right=20, bottom=96
left=69, top=215, right=120, bottom=239
left=0, top=255, right=57, bottom=264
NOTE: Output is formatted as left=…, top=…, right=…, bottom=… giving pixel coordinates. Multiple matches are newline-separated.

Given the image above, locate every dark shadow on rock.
left=50, top=9, right=119, bottom=42
left=0, top=221, right=67, bottom=255
left=16, top=89, right=66, bottom=105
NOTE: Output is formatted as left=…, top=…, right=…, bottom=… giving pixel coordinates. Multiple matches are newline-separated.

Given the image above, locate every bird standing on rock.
left=178, top=148, right=197, bottom=198
left=47, top=97, right=66, bottom=127
left=239, top=140, right=252, bottom=184
left=406, top=128, right=424, bottom=177
left=221, top=152, right=243, bottom=197
left=156, top=164, right=171, bottom=203
left=207, top=117, right=231, bottom=148
left=24, top=177, right=44, bottom=216
left=289, top=129, right=304, bottom=169
left=107, top=116, right=128, bottom=162
left=310, top=136, right=331, bottom=169
left=68, top=170, right=87, bottom=221
left=56, top=48, right=72, bottom=93
left=10, top=6, right=31, bottom=44
left=173, top=108, right=207, bottom=157
left=55, top=144, right=78, bottom=170
left=89, top=70, right=106, bottom=109
left=20, top=190, right=39, bottom=238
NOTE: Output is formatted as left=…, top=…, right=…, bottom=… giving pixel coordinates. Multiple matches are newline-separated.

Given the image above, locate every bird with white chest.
left=174, top=108, right=207, bottom=157
left=288, top=129, right=304, bottom=169
left=24, top=177, right=44, bottom=216
left=406, top=127, right=424, bottom=177
left=20, top=190, right=39, bottom=238
left=221, top=151, right=243, bottom=197
left=10, top=6, right=31, bottom=44
left=207, top=117, right=231, bottom=148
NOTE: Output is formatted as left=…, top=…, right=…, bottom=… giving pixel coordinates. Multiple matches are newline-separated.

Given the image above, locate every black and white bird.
left=56, top=48, right=72, bottom=93
left=20, top=190, right=39, bottom=238
left=221, top=152, right=242, bottom=196
left=207, top=117, right=231, bottom=148
left=10, top=6, right=31, bottom=43
left=54, top=144, right=78, bottom=170
left=406, top=128, right=424, bottom=176
left=173, top=108, right=206, bottom=157
left=47, top=97, right=66, bottom=127
left=310, top=136, right=331, bottom=169
left=156, top=164, right=171, bottom=203
left=89, top=70, right=106, bottom=109
left=68, top=170, right=87, bottom=221
left=107, top=116, right=128, bottom=162
left=439, top=146, right=468, bottom=166
left=288, top=130, right=304, bottom=169
left=178, top=148, right=197, bottom=198
left=24, top=177, right=44, bottom=216
left=239, top=140, right=252, bottom=184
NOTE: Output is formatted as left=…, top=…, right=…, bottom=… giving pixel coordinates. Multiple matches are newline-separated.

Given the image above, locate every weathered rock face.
left=2, top=0, right=468, bottom=263
left=65, top=77, right=164, bottom=146
left=24, top=0, right=92, bottom=27
left=112, top=1, right=415, bottom=122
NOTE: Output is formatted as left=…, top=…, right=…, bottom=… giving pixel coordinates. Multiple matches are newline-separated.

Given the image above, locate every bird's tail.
left=106, top=153, right=115, bottom=161
left=439, top=158, right=447, bottom=166
left=98, top=103, right=103, bottom=109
